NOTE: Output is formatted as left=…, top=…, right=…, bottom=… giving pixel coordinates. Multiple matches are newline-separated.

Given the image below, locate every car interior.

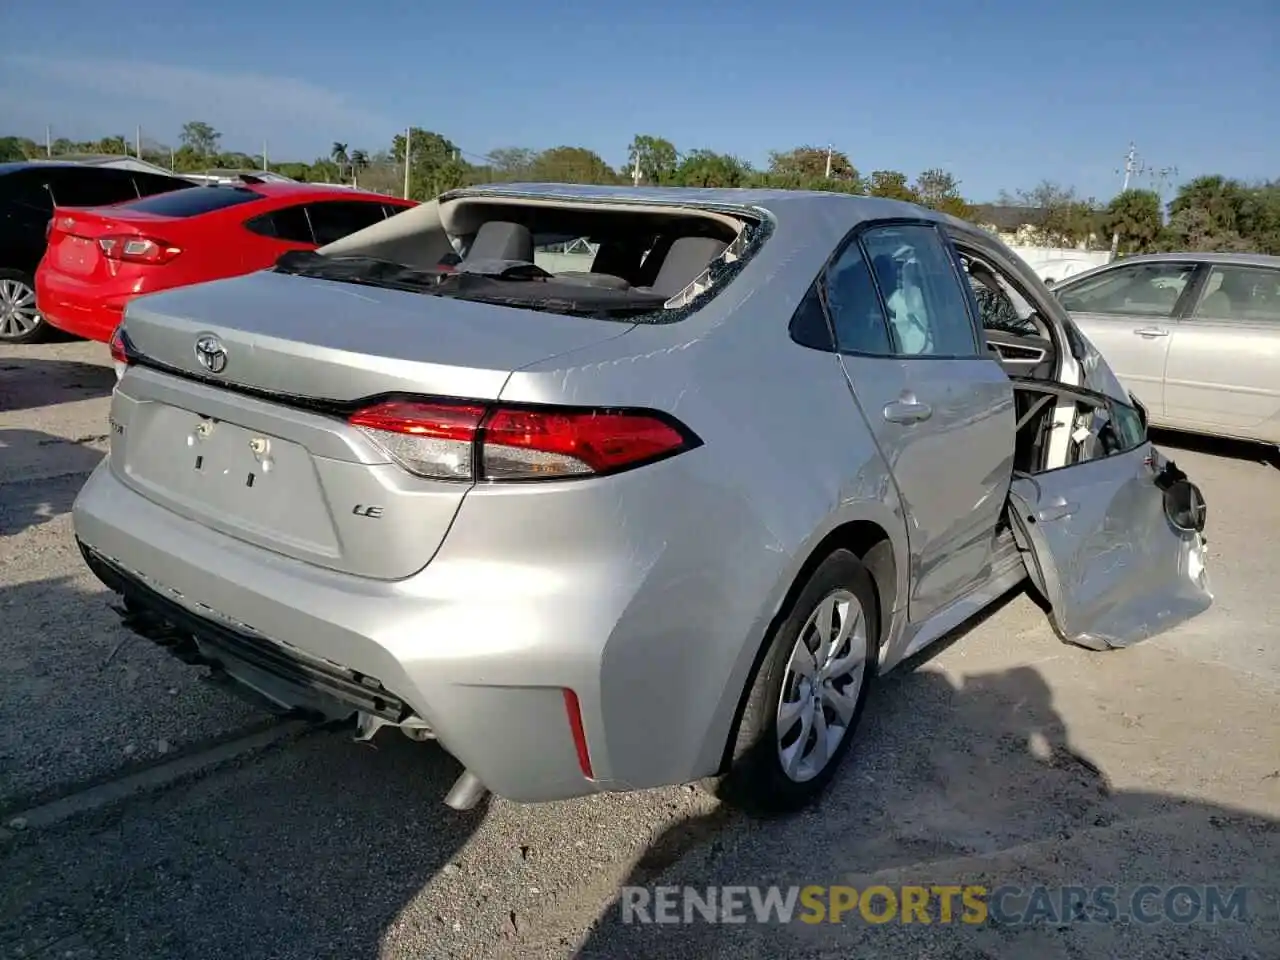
left=1010, top=381, right=1147, bottom=475
left=951, top=247, right=1149, bottom=477
left=957, top=250, right=1059, bottom=381
left=320, top=195, right=752, bottom=308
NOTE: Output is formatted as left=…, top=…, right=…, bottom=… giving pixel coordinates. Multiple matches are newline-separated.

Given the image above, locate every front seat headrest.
left=467, top=221, right=534, bottom=262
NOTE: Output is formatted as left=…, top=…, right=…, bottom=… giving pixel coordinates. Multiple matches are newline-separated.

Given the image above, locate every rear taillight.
left=98, top=236, right=182, bottom=265
left=348, top=400, right=697, bottom=482
left=108, top=325, right=133, bottom=380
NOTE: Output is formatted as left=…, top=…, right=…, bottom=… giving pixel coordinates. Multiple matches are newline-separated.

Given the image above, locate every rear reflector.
left=348, top=399, right=696, bottom=482
left=98, top=236, right=182, bottom=265
left=563, top=689, right=594, bottom=779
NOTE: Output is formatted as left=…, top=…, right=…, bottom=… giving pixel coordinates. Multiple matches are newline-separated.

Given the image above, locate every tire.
left=711, top=548, right=880, bottom=816
left=0, top=269, right=50, bottom=344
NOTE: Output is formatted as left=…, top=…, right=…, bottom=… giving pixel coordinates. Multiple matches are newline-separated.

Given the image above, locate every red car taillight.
left=108, top=325, right=132, bottom=365
left=348, top=400, right=698, bottom=482
left=98, top=236, right=182, bottom=265
left=108, top=324, right=134, bottom=381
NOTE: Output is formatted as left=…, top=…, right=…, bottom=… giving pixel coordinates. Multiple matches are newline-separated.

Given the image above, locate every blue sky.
left=2, top=0, right=1276, bottom=201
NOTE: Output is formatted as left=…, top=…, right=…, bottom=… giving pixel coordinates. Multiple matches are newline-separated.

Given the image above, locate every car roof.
left=0, top=159, right=159, bottom=174
left=1091, top=251, right=1280, bottom=269
left=447, top=181, right=942, bottom=226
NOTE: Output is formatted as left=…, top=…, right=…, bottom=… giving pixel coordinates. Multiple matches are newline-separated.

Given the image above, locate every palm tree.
left=350, top=148, right=369, bottom=187
left=330, top=142, right=349, bottom=182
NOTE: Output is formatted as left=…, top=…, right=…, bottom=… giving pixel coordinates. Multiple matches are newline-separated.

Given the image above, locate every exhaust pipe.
left=444, top=770, right=487, bottom=811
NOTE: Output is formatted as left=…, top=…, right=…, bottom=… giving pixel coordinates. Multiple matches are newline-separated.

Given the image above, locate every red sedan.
left=37, top=179, right=416, bottom=343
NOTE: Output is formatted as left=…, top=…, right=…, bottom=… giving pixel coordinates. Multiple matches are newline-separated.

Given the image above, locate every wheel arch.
left=702, top=514, right=901, bottom=778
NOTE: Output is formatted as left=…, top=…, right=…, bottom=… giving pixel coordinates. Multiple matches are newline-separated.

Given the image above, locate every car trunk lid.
left=45, top=206, right=185, bottom=282
left=110, top=269, right=636, bottom=579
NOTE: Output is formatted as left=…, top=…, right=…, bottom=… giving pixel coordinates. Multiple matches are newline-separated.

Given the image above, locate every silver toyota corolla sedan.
left=1051, top=252, right=1280, bottom=446
left=72, top=184, right=1213, bottom=816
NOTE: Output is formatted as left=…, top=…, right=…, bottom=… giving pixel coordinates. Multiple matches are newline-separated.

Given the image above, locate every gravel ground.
left=2, top=339, right=1277, bottom=959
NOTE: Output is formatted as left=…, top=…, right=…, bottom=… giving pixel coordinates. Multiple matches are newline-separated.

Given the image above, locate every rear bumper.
left=71, top=453, right=787, bottom=802
left=35, top=269, right=127, bottom=342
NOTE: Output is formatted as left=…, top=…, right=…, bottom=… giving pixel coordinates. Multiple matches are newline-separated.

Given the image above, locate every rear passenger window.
left=304, top=200, right=387, bottom=245
left=0, top=172, right=54, bottom=217
left=860, top=224, right=981, bottom=357
left=245, top=205, right=314, bottom=244
left=132, top=172, right=189, bottom=198
left=824, top=241, right=892, bottom=355
left=125, top=186, right=260, bottom=217
left=789, top=282, right=834, bottom=351
left=47, top=169, right=139, bottom=207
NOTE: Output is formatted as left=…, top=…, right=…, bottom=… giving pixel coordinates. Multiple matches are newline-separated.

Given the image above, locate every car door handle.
left=1037, top=500, right=1079, bottom=522
left=1133, top=327, right=1169, bottom=338
left=882, top=400, right=933, bottom=424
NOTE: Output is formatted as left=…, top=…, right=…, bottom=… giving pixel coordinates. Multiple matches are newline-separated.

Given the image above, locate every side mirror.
left=1163, top=479, right=1208, bottom=534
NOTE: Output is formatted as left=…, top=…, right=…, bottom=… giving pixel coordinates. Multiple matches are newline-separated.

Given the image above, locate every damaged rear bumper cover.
left=81, top=542, right=410, bottom=724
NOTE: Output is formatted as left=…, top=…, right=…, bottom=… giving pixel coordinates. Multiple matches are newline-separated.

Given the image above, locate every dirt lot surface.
left=2, top=339, right=1277, bottom=959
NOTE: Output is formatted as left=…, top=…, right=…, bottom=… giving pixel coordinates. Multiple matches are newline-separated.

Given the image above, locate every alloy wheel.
left=0, top=279, right=42, bottom=340
left=776, top=588, right=869, bottom=783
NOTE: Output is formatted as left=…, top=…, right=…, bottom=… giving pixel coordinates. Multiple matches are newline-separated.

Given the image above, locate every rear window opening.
left=1013, top=382, right=1146, bottom=476
left=116, top=185, right=262, bottom=218
left=281, top=192, right=765, bottom=322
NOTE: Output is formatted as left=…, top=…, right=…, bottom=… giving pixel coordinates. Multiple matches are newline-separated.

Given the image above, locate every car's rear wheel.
left=712, top=548, right=879, bottom=816
left=0, top=270, right=49, bottom=344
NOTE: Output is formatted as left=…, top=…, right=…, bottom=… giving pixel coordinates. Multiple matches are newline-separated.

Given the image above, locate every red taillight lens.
left=482, top=408, right=689, bottom=478
left=98, top=236, right=182, bottom=265
left=347, top=400, right=695, bottom=482
left=109, top=325, right=131, bottom=365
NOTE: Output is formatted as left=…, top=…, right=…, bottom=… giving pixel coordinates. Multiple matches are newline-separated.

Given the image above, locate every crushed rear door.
left=1007, top=400, right=1212, bottom=650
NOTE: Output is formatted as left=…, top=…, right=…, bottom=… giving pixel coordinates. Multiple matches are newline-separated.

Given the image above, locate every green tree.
left=171, top=144, right=208, bottom=172
left=485, top=147, right=538, bottom=181
left=93, top=135, right=128, bottom=155
left=180, top=121, right=221, bottom=159
left=392, top=128, right=471, bottom=199
left=0, top=136, right=32, bottom=162
left=330, top=141, right=349, bottom=180
left=527, top=146, right=617, bottom=184
left=767, top=145, right=859, bottom=188
left=626, top=134, right=678, bottom=185
left=1000, top=181, right=1098, bottom=247
left=673, top=149, right=753, bottom=188
left=913, top=168, right=972, bottom=219
left=868, top=170, right=919, bottom=202
left=1102, top=188, right=1163, bottom=254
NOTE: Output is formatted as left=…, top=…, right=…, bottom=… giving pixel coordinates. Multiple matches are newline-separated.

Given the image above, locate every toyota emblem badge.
left=194, top=334, right=228, bottom=374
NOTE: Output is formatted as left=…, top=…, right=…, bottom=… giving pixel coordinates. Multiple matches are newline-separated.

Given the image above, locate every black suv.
left=0, top=162, right=194, bottom=343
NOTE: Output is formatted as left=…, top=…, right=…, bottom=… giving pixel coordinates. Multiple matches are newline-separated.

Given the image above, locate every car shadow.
left=0, top=355, right=116, bottom=414
left=0, top=571, right=486, bottom=960
left=2, top=576, right=1275, bottom=959
left=0, top=429, right=105, bottom=536
left=1150, top=426, right=1280, bottom=470
left=569, top=600, right=1279, bottom=958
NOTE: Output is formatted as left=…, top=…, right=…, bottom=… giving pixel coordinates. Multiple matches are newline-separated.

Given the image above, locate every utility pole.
left=135, top=125, right=142, bottom=160
left=1109, top=142, right=1137, bottom=261
left=632, top=153, right=642, bottom=187
left=45, top=125, right=52, bottom=158
left=262, top=140, right=269, bottom=171
left=825, top=144, right=833, bottom=179
left=403, top=126, right=412, bottom=200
